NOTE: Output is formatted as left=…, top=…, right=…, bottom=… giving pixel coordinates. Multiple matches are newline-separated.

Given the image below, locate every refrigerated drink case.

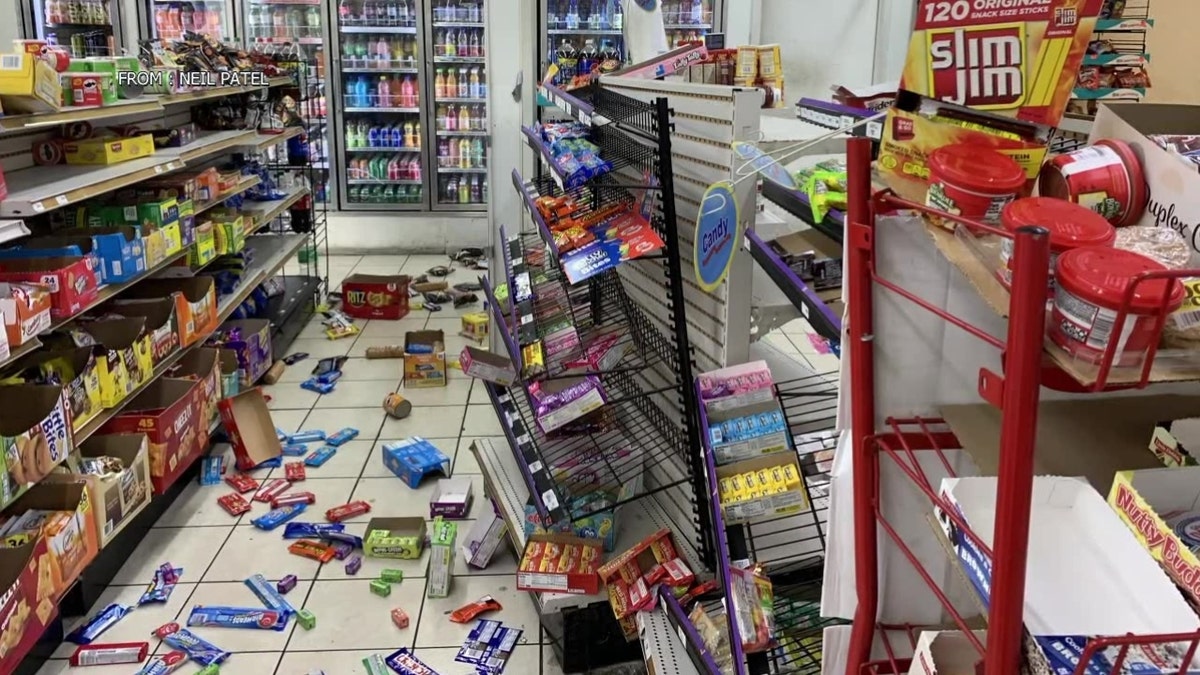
left=149, top=1, right=233, bottom=42
left=431, top=0, right=489, bottom=209
left=33, top=0, right=119, bottom=57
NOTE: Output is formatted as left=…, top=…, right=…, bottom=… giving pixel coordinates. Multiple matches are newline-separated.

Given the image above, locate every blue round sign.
left=695, top=181, right=740, bottom=292
left=731, top=141, right=797, bottom=191
left=634, top=0, right=658, bottom=9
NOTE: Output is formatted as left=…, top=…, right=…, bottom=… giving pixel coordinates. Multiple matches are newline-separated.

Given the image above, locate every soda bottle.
left=459, top=105, right=471, bottom=130
left=392, top=38, right=405, bottom=63
left=448, top=137, right=459, bottom=167
left=376, top=36, right=389, bottom=66
left=339, top=0, right=352, bottom=23
left=457, top=67, right=468, bottom=97
left=446, top=68, right=458, bottom=97
left=446, top=104, right=458, bottom=130
left=473, top=139, right=485, bottom=167
left=469, top=67, right=481, bottom=99
left=412, top=157, right=423, bottom=180
left=435, top=68, right=446, bottom=98
left=434, top=29, right=445, bottom=55
left=382, top=184, right=395, bottom=202
left=468, top=30, right=480, bottom=58
left=566, top=0, right=580, bottom=30
left=482, top=176, right=488, bottom=202
left=401, top=76, right=416, bottom=107
left=548, top=0, right=560, bottom=29
left=438, top=138, right=450, bottom=166
left=579, top=39, right=598, bottom=76
left=459, top=29, right=471, bottom=56
left=398, top=0, right=410, bottom=26
left=404, top=121, right=416, bottom=147
left=306, top=6, right=320, bottom=35
left=459, top=178, right=470, bottom=204
left=436, top=104, right=448, bottom=130
left=445, top=176, right=458, bottom=203
left=471, top=176, right=482, bottom=203
left=459, top=139, right=471, bottom=168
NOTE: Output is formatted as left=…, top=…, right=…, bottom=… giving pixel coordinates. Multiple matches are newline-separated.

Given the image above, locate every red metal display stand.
left=839, top=136, right=1200, bottom=675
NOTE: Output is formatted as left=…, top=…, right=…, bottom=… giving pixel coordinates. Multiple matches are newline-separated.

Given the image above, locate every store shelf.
left=346, top=146, right=422, bottom=153
left=157, top=129, right=261, bottom=164
left=637, top=599, right=705, bottom=675
left=547, top=28, right=623, bottom=35
left=194, top=175, right=264, bottom=217
left=434, top=56, right=487, bottom=64
left=340, top=26, right=417, bottom=34
left=435, top=97, right=487, bottom=104
left=434, top=21, right=486, bottom=27
left=744, top=229, right=842, bottom=344
left=46, top=249, right=191, bottom=333
left=522, top=122, right=655, bottom=191
left=0, top=338, right=44, bottom=373
left=436, top=166, right=487, bottom=174
left=472, top=435, right=707, bottom=614
left=1071, top=87, right=1146, bottom=100
left=242, top=185, right=310, bottom=235
left=0, top=219, right=31, bottom=246
left=249, top=127, right=305, bottom=150
left=340, top=66, right=420, bottom=74
left=761, top=180, right=844, bottom=245
left=155, top=77, right=293, bottom=106
left=795, top=98, right=882, bottom=140
left=0, top=98, right=164, bottom=133
left=663, top=23, right=712, bottom=30
left=539, top=82, right=610, bottom=127
left=252, top=36, right=324, bottom=45
left=347, top=179, right=423, bottom=185
left=1095, top=17, right=1154, bottom=31
left=344, top=107, right=421, bottom=114
left=0, top=157, right=184, bottom=218
left=1081, top=52, right=1150, bottom=67
left=435, top=130, right=490, bottom=136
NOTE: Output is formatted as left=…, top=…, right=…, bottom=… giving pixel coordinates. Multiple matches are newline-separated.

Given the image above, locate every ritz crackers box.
left=877, top=0, right=1102, bottom=200
left=341, top=274, right=410, bottom=320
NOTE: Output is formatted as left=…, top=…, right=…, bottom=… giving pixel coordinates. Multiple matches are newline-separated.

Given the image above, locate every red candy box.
left=224, top=473, right=259, bottom=494
left=326, top=500, right=371, bottom=522
left=284, top=462, right=306, bottom=482
left=218, top=493, right=252, bottom=517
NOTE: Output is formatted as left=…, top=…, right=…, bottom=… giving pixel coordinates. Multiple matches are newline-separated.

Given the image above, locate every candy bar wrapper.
left=283, top=521, right=345, bottom=539
left=331, top=541, right=354, bottom=560
left=218, top=493, right=252, bottom=516
left=224, top=473, right=259, bottom=493
left=188, top=605, right=286, bottom=631
left=199, top=455, right=223, bottom=485
left=362, top=654, right=391, bottom=675
left=479, top=625, right=524, bottom=674
left=161, top=628, right=232, bottom=667
left=316, top=370, right=343, bottom=385
left=251, top=502, right=308, bottom=530
left=151, top=622, right=180, bottom=639
left=139, top=564, right=183, bottom=605
left=457, top=619, right=502, bottom=665
left=254, top=478, right=292, bottom=503
left=66, top=603, right=131, bottom=644
left=449, top=595, right=503, bottom=623
left=386, top=647, right=440, bottom=675
left=325, top=500, right=371, bottom=522
left=69, top=642, right=150, bottom=666
left=285, top=461, right=306, bottom=481
left=321, top=529, right=364, bottom=549
left=301, top=377, right=336, bottom=394
left=289, top=430, right=327, bottom=444
left=325, top=427, right=360, bottom=446
left=135, top=650, right=187, bottom=674
left=256, top=456, right=283, bottom=469
left=282, top=443, right=309, bottom=456
left=345, top=555, right=363, bottom=575
left=289, top=539, right=336, bottom=563
left=305, top=445, right=338, bottom=467
left=277, top=574, right=298, bottom=594
left=276, top=427, right=289, bottom=442
left=272, top=491, right=316, bottom=508
left=245, top=573, right=297, bottom=618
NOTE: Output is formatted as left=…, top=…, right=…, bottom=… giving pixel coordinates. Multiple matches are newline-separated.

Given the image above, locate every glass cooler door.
left=429, top=0, right=489, bottom=210
left=148, top=0, right=234, bottom=42
left=32, top=0, right=120, bottom=57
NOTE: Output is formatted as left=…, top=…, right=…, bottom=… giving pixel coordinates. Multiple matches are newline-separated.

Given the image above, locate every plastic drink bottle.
left=458, top=67, right=468, bottom=97
left=460, top=105, right=471, bottom=130
left=459, top=29, right=471, bottom=56
left=457, top=139, right=469, bottom=168
left=401, top=76, right=415, bottom=107
left=459, top=178, right=470, bottom=203
left=378, top=76, right=392, bottom=107
left=469, top=30, right=480, bottom=57
left=567, top=0, right=579, bottom=29
left=470, top=2, right=480, bottom=22
left=469, top=68, right=481, bottom=98
left=404, top=121, right=416, bottom=147
left=471, top=176, right=482, bottom=203
left=355, top=76, right=369, bottom=107
left=472, top=139, right=484, bottom=167
left=446, top=104, right=457, bottom=130
left=446, top=69, right=458, bottom=97
left=438, top=139, right=450, bottom=165
left=445, top=30, right=456, bottom=57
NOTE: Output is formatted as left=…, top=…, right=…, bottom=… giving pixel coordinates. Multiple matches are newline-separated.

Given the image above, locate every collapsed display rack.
left=479, top=82, right=715, bottom=671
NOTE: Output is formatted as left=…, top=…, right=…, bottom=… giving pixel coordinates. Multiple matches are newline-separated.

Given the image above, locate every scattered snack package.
left=430, top=478, right=474, bottom=519
left=364, top=517, right=426, bottom=559
left=69, top=642, right=149, bottom=667
left=449, top=595, right=503, bottom=624
left=728, top=562, right=776, bottom=653
left=322, top=309, right=359, bottom=340
left=428, top=517, right=457, bottom=598
left=391, top=608, right=410, bottom=629
left=455, top=619, right=523, bottom=674
left=517, top=534, right=603, bottom=595
left=380, top=437, right=451, bottom=488
left=461, top=498, right=508, bottom=569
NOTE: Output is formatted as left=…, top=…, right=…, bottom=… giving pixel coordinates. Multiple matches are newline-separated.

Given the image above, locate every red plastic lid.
left=1056, top=246, right=1184, bottom=313
left=929, top=144, right=1026, bottom=194
left=1095, top=138, right=1149, bottom=226
left=1001, top=197, right=1116, bottom=252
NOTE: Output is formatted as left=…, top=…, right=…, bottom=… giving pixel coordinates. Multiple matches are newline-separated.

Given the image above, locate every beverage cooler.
left=541, top=0, right=718, bottom=83
left=146, top=0, right=234, bottom=42
left=330, top=0, right=489, bottom=211
left=23, top=0, right=121, bottom=57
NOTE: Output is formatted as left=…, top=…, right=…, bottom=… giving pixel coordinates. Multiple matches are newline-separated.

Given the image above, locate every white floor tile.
left=351, top=264, right=404, bottom=277
left=276, top=439, right=371, bottom=479
left=347, top=477, right=440, bottom=522
left=358, top=317, right=428, bottom=338
left=297, top=316, right=333, bottom=340
left=183, top=581, right=303, bottom=651
left=398, top=379, right=472, bottom=406
left=201, top=524, right=323, bottom=582
left=468, top=381, right=489, bottom=405
left=357, top=254, right=410, bottom=268
left=425, top=317, right=466, bottom=336
left=380, top=404, right=465, bottom=438
left=263, top=384, right=322, bottom=410
left=289, top=579, right=423, bottom=651
left=112, top=526, right=230, bottom=585
left=337, top=357, right=407, bottom=382
left=461, top=405, right=504, bottom=436
left=155, top=482, right=248, bottom=528
left=453, top=437, right=503, bottom=475
left=316, top=524, right=430, bottom=581
left=363, top=438, right=457, bottom=479
left=288, top=337, right=354, bottom=359
left=414, top=576, right=539, bottom=648
left=267, top=409, right=311, bottom=434
left=302, top=407, right=388, bottom=442
left=52, top=582, right=198, bottom=657
left=315, top=379, right=399, bottom=409
left=276, top=649, right=390, bottom=674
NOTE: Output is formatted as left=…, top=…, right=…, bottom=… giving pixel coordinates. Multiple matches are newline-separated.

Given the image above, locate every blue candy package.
left=66, top=603, right=130, bottom=644
left=305, top=445, right=338, bottom=467
left=161, top=627, right=231, bottom=666
left=289, top=430, right=326, bottom=444
left=251, top=503, right=308, bottom=530
left=187, top=605, right=287, bottom=631
left=283, top=521, right=345, bottom=539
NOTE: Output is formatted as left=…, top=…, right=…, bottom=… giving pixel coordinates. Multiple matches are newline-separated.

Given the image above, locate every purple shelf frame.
left=659, top=587, right=725, bottom=674
left=744, top=229, right=841, bottom=344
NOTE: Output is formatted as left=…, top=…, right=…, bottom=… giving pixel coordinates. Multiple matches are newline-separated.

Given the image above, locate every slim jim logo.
left=927, top=24, right=1026, bottom=108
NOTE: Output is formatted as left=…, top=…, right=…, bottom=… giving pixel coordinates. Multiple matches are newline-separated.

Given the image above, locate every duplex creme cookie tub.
left=998, top=197, right=1116, bottom=296
left=1050, top=246, right=1184, bottom=368
left=925, top=143, right=1025, bottom=226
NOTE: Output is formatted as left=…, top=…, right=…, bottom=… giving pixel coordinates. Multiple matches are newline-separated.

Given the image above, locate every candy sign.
left=694, top=181, right=739, bottom=292
left=731, top=142, right=796, bottom=190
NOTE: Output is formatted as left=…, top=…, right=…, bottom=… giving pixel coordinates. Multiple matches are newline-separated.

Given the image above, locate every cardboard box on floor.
left=6, top=479, right=100, bottom=597
left=1092, top=104, right=1200, bottom=267
left=0, top=538, right=57, bottom=673
left=341, top=274, right=410, bottom=320
left=938, top=476, right=1200, bottom=673
left=364, top=517, right=426, bottom=559
left=404, top=330, right=446, bottom=388
left=217, top=388, right=282, bottom=471
left=907, top=630, right=986, bottom=675
left=50, top=433, right=151, bottom=546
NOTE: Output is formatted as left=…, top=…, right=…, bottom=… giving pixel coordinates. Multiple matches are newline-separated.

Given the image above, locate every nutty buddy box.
left=878, top=0, right=1101, bottom=198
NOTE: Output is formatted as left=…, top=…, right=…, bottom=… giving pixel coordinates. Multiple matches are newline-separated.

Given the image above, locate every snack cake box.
left=900, top=0, right=1102, bottom=126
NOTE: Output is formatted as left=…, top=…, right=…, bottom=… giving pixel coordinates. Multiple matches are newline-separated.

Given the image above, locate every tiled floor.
left=38, top=255, right=560, bottom=675
left=761, top=318, right=841, bottom=375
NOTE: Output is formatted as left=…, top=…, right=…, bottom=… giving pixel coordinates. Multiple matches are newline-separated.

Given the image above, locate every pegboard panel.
left=600, top=76, right=762, bottom=371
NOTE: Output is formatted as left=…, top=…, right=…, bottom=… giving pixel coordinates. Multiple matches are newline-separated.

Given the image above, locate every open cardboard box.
left=517, top=533, right=603, bottom=596
left=78, top=317, right=153, bottom=407
left=6, top=479, right=99, bottom=597
left=217, top=388, right=282, bottom=471
left=0, top=256, right=99, bottom=319
left=111, top=298, right=179, bottom=366
left=1109, top=465, right=1200, bottom=609
left=101, top=378, right=206, bottom=494
left=460, top=345, right=515, bottom=386
left=363, top=517, right=426, bottom=559
left=0, top=538, right=57, bottom=673
left=171, top=348, right=223, bottom=429
left=53, top=433, right=151, bottom=546
left=118, top=277, right=217, bottom=347
left=938, top=476, right=1200, bottom=674
left=0, top=282, right=51, bottom=348
left=9, top=346, right=103, bottom=433
left=404, top=330, right=446, bottom=388
left=706, top=398, right=792, bottom=465
left=716, top=452, right=809, bottom=525
left=212, top=319, right=271, bottom=386
left=0, top=384, right=73, bottom=506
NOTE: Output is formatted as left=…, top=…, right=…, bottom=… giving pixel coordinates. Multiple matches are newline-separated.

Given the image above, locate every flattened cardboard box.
left=217, top=388, right=282, bottom=471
